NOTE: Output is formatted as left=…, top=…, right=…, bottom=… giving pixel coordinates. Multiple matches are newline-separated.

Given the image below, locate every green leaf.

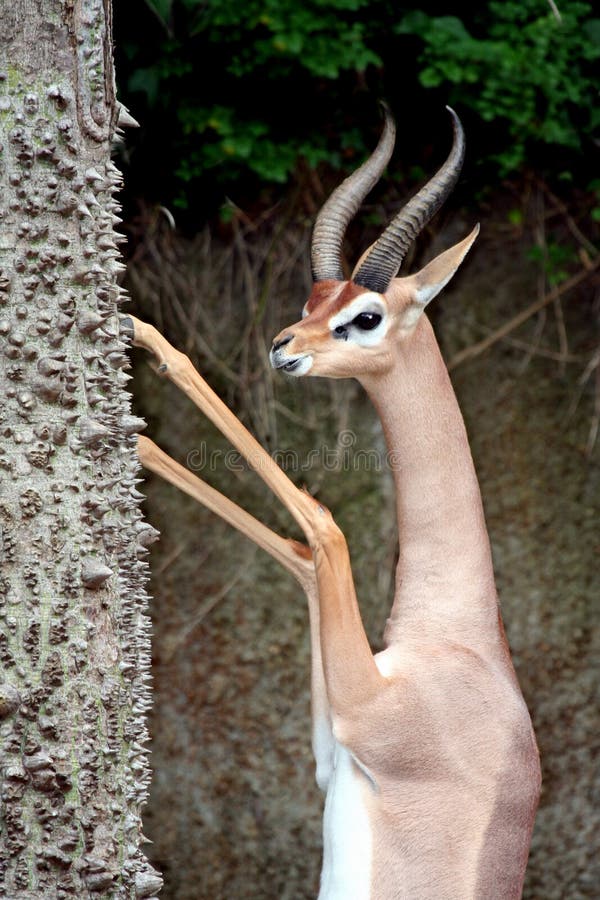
left=219, top=203, right=235, bottom=223
left=119, top=0, right=600, bottom=201
left=582, top=18, right=600, bottom=47
left=507, top=209, right=524, bottom=226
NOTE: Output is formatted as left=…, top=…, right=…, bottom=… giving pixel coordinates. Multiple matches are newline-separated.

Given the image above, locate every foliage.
left=399, top=1, right=600, bottom=175
left=527, top=241, right=578, bottom=286
left=115, top=0, right=600, bottom=216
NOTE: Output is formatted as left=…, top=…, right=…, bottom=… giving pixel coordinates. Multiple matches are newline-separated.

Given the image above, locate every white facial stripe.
left=328, top=292, right=389, bottom=348
left=328, top=293, right=384, bottom=330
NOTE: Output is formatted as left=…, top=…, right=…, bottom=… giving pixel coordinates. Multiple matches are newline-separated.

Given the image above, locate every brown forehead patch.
left=304, top=280, right=343, bottom=313
left=305, top=280, right=370, bottom=317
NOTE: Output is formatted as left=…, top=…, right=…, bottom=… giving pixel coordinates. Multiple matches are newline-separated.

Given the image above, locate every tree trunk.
left=0, top=2, right=161, bottom=896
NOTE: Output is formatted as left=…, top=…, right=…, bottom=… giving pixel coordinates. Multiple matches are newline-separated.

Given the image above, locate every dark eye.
left=352, top=312, right=382, bottom=331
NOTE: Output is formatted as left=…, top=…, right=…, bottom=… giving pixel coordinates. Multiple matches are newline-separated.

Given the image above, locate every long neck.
left=359, top=315, right=498, bottom=642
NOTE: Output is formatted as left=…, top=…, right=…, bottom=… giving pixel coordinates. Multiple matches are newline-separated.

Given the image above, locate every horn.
left=353, top=107, right=465, bottom=294
left=311, top=105, right=396, bottom=283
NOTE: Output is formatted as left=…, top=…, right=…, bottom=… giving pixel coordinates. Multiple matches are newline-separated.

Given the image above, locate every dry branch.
left=448, top=259, right=600, bottom=371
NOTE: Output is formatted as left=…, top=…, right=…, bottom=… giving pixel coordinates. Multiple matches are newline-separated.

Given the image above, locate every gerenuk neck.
left=359, top=315, right=499, bottom=644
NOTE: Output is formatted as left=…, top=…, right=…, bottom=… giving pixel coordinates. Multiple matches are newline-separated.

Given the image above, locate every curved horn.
left=311, top=106, right=396, bottom=282
left=353, top=107, right=465, bottom=294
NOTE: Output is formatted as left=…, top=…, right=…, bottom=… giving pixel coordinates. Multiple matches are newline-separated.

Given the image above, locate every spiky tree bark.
left=0, top=2, right=161, bottom=896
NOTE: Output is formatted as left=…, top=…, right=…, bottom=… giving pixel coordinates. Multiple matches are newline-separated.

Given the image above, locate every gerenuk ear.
left=411, top=224, right=480, bottom=309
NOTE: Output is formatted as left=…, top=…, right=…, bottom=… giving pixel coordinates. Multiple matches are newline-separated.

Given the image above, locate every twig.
left=587, top=362, right=600, bottom=456
left=552, top=292, right=569, bottom=374
left=491, top=333, right=582, bottom=364
left=516, top=307, right=546, bottom=374
left=164, top=567, right=249, bottom=660
left=546, top=0, right=562, bottom=22
left=448, top=260, right=600, bottom=370
left=567, top=347, right=600, bottom=455
left=534, top=177, right=598, bottom=259
left=272, top=399, right=321, bottom=429
left=155, top=542, right=189, bottom=576
left=534, top=186, right=570, bottom=374
left=167, top=279, right=242, bottom=386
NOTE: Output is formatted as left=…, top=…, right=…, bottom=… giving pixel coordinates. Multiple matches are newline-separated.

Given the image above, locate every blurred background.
left=113, top=1, right=599, bottom=897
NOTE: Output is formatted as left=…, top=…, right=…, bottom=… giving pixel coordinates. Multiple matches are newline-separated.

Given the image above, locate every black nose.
left=272, top=334, right=293, bottom=352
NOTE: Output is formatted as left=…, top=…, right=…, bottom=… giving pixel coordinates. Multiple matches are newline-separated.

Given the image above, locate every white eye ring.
left=328, top=293, right=388, bottom=347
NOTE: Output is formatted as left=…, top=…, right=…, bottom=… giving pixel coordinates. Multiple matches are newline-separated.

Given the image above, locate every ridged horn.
left=353, top=107, right=466, bottom=294
left=311, top=106, right=396, bottom=283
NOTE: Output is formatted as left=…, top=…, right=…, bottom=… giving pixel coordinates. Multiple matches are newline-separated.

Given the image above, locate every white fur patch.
left=313, top=716, right=336, bottom=792
left=374, top=648, right=395, bottom=677
left=328, top=293, right=389, bottom=348
left=414, top=272, right=454, bottom=308
left=319, top=742, right=373, bottom=900
left=286, top=354, right=313, bottom=376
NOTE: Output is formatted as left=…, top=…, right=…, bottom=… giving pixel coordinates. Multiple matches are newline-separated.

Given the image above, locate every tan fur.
left=271, top=232, right=541, bottom=898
